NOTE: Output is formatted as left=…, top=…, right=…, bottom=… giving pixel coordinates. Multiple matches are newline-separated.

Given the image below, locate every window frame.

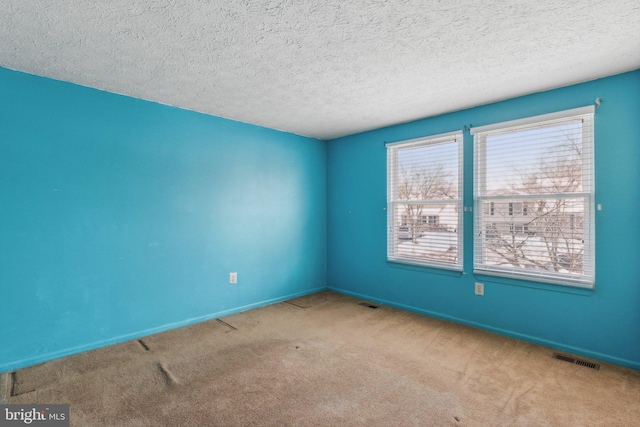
left=386, top=131, right=464, bottom=271
left=472, top=106, right=595, bottom=288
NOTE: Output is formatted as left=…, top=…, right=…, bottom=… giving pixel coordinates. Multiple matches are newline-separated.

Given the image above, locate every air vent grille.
left=552, top=352, right=600, bottom=370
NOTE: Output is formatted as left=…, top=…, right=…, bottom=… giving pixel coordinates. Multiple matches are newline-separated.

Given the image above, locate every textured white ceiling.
left=1, top=1, right=639, bottom=140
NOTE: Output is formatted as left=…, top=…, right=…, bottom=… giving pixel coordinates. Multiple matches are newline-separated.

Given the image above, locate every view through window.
left=387, top=132, right=463, bottom=270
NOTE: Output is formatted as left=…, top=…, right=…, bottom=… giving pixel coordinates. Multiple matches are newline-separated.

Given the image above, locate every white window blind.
left=387, top=131, right=463, bottom=270
left=472, top=107, right=595, bottom=287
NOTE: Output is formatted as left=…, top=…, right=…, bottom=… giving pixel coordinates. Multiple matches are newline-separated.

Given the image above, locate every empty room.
left=1, top=1, right=639, bottom=426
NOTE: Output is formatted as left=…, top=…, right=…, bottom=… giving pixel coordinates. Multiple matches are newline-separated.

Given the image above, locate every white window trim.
left=470, top=106, right=595, bottom=135
left=386, top=130, right=464, bottom=271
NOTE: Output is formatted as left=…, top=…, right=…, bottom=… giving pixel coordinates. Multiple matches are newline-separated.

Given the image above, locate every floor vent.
left=358, top=302, right=379, bottom=309
left=552, top=353, right=600, bottom=370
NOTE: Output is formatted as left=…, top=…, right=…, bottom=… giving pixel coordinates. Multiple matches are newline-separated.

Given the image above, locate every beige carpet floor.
left=2, top=291, right=639, bottom=426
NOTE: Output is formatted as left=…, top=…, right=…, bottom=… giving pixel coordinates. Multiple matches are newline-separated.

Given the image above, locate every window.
left=387, top=131, right=463, bottom=270
left=510, top=223, right=529, bottom=234
left=472, top=107, right=595, bottom=287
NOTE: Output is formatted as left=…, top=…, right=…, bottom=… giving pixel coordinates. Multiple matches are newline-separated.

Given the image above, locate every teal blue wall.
left=2, top=66, right=638, bottom=373
left=327, top=70, right=640, bottom=369
left=0, top=67, right=327, bottom=372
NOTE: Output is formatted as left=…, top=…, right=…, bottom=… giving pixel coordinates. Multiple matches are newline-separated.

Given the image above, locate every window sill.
left=387, top=259, right=464, bottom=277
left=473, top=271, right=595, bottom=296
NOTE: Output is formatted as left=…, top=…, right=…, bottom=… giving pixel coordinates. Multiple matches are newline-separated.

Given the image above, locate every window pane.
left=388, top=133, right=463, bottom=270
left=483, top=120, right=588, bottom=196
left=477, top=198, right=587, bottom=276
left=395, top=140, right=459, bottom=200
left=391, top=203, right=460, bottom=265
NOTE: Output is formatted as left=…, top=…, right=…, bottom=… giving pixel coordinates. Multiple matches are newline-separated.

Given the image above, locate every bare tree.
left=398, top=165, right=456, bottom=243
left=484, top=135, right=585, bottom=274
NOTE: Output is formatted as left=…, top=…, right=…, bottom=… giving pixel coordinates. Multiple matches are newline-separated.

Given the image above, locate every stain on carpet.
left=283, top=291, right=334, bottom=309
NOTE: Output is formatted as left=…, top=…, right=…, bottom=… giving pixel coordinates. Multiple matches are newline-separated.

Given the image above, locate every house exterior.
left=398, top=203, right=459, bottom=239
left=483, top=201, right=584, bottom=239
left=399, top=204, right=459, bottom=231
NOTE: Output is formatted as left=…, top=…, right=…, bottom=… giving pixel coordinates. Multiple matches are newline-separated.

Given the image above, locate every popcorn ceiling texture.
left=1, top=1, right=639, bottom=140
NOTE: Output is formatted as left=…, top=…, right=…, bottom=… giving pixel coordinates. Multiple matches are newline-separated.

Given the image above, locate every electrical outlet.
left=474, top=282, right=484, bottom=296
left=230, top=272, right=237, bottom=284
